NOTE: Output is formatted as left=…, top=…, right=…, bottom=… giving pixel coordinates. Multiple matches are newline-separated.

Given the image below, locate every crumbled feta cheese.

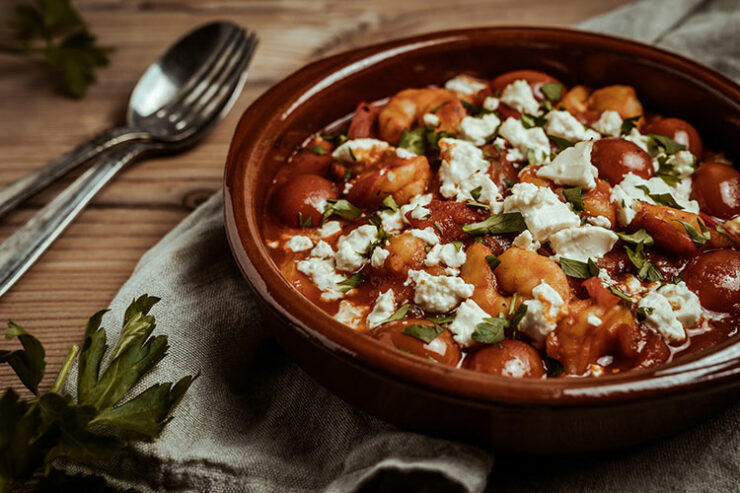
left=343, top=182, right=353, bottom=194
left=371, top=247, right=390, bottom=268
left=444, top=74, right=487, bottom=95
left=638, top=291, right=685, bottom=342
left=423, top=112, right=440, bottom=126
left=536, top=141, right=598, bottom=190
left=519, top=281, right=564, bottom=344
left=500, top=79, right=541, bottom=115
left=597, top=355, right=614, bottom=367
left=503, top=183, right=580, bottom=242
left=448, top=299, right=490, bottom=347
left=667, top=150, right=696, bottom=179
left=399, top=193, right=433, bottom=223
left=297, top=244, right=345, bottom=301
left=334, top=300, right=367, bottom=329
left=267, top=240, right=279, bottom=249
left=624, top=128, right=649, bottom=152
left=587, top=215, right=612, bottom=228
left=395, top=147, right=417, bottom=160
left=588, top=314, right=603, bottom=326
left=598, top=268, right=616, bottom=286
left=409, top=227, right=440, bottom=245
left=611, top=172, right=700, bottom=226
left=511, top=230, right=541, bottom=251
left=657, top=281, right=702, bottom=329
left=366, top=290, right=396, bottom=329
left=483, top=96, right=500, bottom=111
left=424, top=243, right=467, bottom=268
left=498, top=117, right=550, bottom=163
left=548, top=226, right=618, bottom=262
left=318, top=220, right=342, bottom=238
left=405, top=270, right=474, bottom=313
left=592, top=110, right=623, bottom=137
left=458, top=113, right=501, bottom=146
left=438, top=138, right=502, bottom=205
left=285, top=235, right=313, bottom=252
left=378, top=208, right=403, bottom=232
left=335, top=225, right=378, bottom=272
left=332, top=138, right=388, bottom=162
left=544, top=111, right=600, bottom=142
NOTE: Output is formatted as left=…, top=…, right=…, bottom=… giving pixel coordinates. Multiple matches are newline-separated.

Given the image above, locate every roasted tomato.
left=690, top=162, right=740, bottom=220
left=643, top=118, right=702, bottom=158
left=273, top=174, right=339, bottom=227
left=683, top=250, right=740, bottom=314
left=371, top=319, right=462, bottom=366
left=591, top=138, right=653, bottom=184
left=348, top=102, right=380, bottom=139
left=464, top=340, right=545, bottom=378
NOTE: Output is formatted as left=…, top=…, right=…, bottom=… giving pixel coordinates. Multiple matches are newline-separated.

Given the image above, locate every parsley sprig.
left=1, top=0, right=111, bottom=98
left=0, top=295, right=196, bottom=492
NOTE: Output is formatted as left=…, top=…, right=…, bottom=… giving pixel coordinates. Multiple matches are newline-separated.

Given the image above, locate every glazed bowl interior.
left=224, top=27, right=740, bottom=407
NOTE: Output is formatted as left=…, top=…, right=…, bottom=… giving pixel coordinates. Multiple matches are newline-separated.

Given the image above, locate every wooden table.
left=0, top=0, right=630, bottom=391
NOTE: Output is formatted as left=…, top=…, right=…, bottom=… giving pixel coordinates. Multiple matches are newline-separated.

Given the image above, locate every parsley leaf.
left=402, top=323, right=443, bottom=343
left=616, top=228, right=654, bottom=246
left=563, top=186, right=584, bottom=211
left=322, top=199, right=362, bottom=223
left=541, top=82, right=563, bottom=101
left=337, top=274, right=365, bottom=293
left=509, top=303, right=528, bottom=328
left=673, top=218, right=710, bottom=247
left=379, top=304, right=410, bottom=325
left=624, top=243, right=663, bottom=281
left=398, top=127, right=427, bottom=155
left=472, top=317, right=507, bottom=344
left=620, top=116, right=640, bottom=134
left=2, top=0, right=111, bottom=98
left=308, top=145, right=327, bottom=155
left=549, top=135, right=575, bottom=151
left=558, top=257, right=599, bottom=279
left=647, top=134, right=686, bottom=155
left=380, top=195, right=398, bottom=212
left=485, top=254, right=500, bottom=270
left=297, top=212, right=312, bottom=228
left=716, top=224, right=738, bottom=243
left=634, top=185, right=684, bottom=209
left=462, top=212, right=527, bottom=236
left=469, top=186, right=482, bottom=201
left=609, top=286, right=633, bottom=307
left=636, top=306, right=654, bottom=321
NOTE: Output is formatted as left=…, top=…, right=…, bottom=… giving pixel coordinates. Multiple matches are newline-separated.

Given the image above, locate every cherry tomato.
left=683, top=250, right=740, bottom=314
left=371, top=319, right=462, bottom=366
left=591, top=138, right=654, bottom=184
left=690, top=162, right=740, bottom=220
left=463, top=339, right=545, bottom=378
left=289, top=138, right=334, bottom=176
left=491, top=70, right=562, bottom=99
left=644, top=118, right=703, bottom=158
left=348, top=102, right=380, bottom=139
left=273, top=174, right=339, bottom=227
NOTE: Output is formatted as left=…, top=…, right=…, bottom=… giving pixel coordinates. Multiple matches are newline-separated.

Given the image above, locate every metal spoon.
left=0, top=22, right=258, bottom=298
left=0, top=22, right=255, bottom=219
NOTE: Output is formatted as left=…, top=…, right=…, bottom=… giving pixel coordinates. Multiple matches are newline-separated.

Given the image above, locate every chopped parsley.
left=563, top=186, right=584, bottom=211
left=609, top=286, right=633, bottom=307
left=636, top=305, right=654, bottom=321
left=472, top=316, right=507, bottom=344
left=337, top=274, right=365, bottom=293
left=322, top=199, right=362, bottom=223
left=647, top=133, right=687, bottom=155
left=620, top=116, right=640, bottom=135
left=485, top=254, right=501, bottom=270
left=716, top=224, right=737, bottom=243
left=381, top=195, right=398, bottom=212
left=616, top=228, right=654, bottom=246
left=541, top=82, right=563, bottom=101
left=462, top=212, right=527, bottom=236
left=549, top=135, right=575, bottom=151
left=673, top=218, right=710, bottom=247
left=308, top=145, right=327, bottom=155
left=558, top=257, right=600, bottom=279
left=469, top=186, right=482, bottom=201
left=402, top=323, right=443, bottom=343
left=624, top=243, right=663, bottom=282
left=379, top=304, right=410, bottom=325
left=634, top=185, right=684, bottom=209
left=297, top=212, right=312, bottom=227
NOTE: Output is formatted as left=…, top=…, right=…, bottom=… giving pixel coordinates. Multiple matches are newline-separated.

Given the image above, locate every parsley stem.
left=50, top=344, right=79, bottom=394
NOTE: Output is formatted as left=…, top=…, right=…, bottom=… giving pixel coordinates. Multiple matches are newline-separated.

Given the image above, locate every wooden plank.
left=0, top=0, right=630, bottom=391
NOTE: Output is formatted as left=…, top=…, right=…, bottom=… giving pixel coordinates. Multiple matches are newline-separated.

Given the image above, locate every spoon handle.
left=0, top=142, right=148, bottom=298
left=0, top=126, right=144, bottom=219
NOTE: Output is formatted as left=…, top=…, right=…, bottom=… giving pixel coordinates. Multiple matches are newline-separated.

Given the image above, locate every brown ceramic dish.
left=224, top=27, right=740, bottom=453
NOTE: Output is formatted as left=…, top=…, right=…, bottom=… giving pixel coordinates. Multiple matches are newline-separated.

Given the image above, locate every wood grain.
left=0, top=0, right=631, bottom=391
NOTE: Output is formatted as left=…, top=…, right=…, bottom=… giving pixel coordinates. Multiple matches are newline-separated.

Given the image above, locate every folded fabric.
left=65, top=0, right=739, bottom=491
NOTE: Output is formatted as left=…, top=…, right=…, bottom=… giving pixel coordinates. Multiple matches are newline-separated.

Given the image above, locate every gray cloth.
left=67, top=0, right=740, bottom=491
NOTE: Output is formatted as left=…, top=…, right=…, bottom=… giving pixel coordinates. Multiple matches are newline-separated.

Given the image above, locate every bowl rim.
left=224, top=26, right=740, bottom=407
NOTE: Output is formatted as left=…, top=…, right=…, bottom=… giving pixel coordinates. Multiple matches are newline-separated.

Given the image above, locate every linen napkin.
left=67, top=0, right=740, bottom=491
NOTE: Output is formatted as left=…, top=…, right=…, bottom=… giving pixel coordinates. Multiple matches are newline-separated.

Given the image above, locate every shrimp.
left=495, top=247, right=570, bottom=302
left=582, top=178, right=617, bottom=226
left=460, top=242, right=510, bottom=316
left=560, top=84, right=643, bottom=125
left=345, top=150, right=431, bottom=207
left=378, top=88, right=466, bottom=145
left=373, top=232, right=426, bottom=278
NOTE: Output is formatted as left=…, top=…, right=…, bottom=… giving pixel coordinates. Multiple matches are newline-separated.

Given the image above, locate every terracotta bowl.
left=224, top=27, right=740, bottom=453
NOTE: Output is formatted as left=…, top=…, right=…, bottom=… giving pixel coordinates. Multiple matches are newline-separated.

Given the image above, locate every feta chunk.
left=445, top=74, right=487, bottom=95
left=638, top=281, right=702, bottom=343
left=448, top=299, right=490, bottom=347
left=332, top=138, right=388, bottom=163
left=409, top=227, right=439, bottom=245
left=371, top=247, right=390, bottom=268
left=438, top=138, right=502, bottom=205
left=297, top=242, right=345, bottom=301
left=519, top=281, right=564, bottom=344
left=592, top=110, right=623, bottom=137
left=544, top=111, right=600, bottom=142
left=366, top=290, right=396, bottom=329
left=405, top=270, right=474, bottom=313
left=498, top=117, right=550, bottom=163
left=500, top=79, right=541, bottom=115
left=399, top=193, right=433, bottom=223
left=624, top=128, right=649, bottom=152
left=548, top=226, right=618, bottom=262
left=458, top=113, right=501, bottom=146
left=667, top=150, right=696, bottom=179
left=483, top=96, right=500, bottom=111
left=611, top=172, right=700, bottom=226
left=587, top=215, right=612, bottom=228
left=318, top=220, right=342, bottom=238
left=285, top=235, right=313, bottom=252
left=422, top=112, right=440, bottom=126
left=378, top=208, right=403, bottom=232
left=511, top=230, right=541, bottom=251
left=503, top=183, right=580, bottom=242
left=424, top=243, right=467, bottom=268
left=395, top=147, right=417, bottom=160
left=657, top=281, right=702, bottom=329
left=334, top=301, right=367, bottom=329
left=536, top=141, right=598, bottom=189
left=588, top=314, right=603, bottom=326
left=335, top=225, right=378, bottom=272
